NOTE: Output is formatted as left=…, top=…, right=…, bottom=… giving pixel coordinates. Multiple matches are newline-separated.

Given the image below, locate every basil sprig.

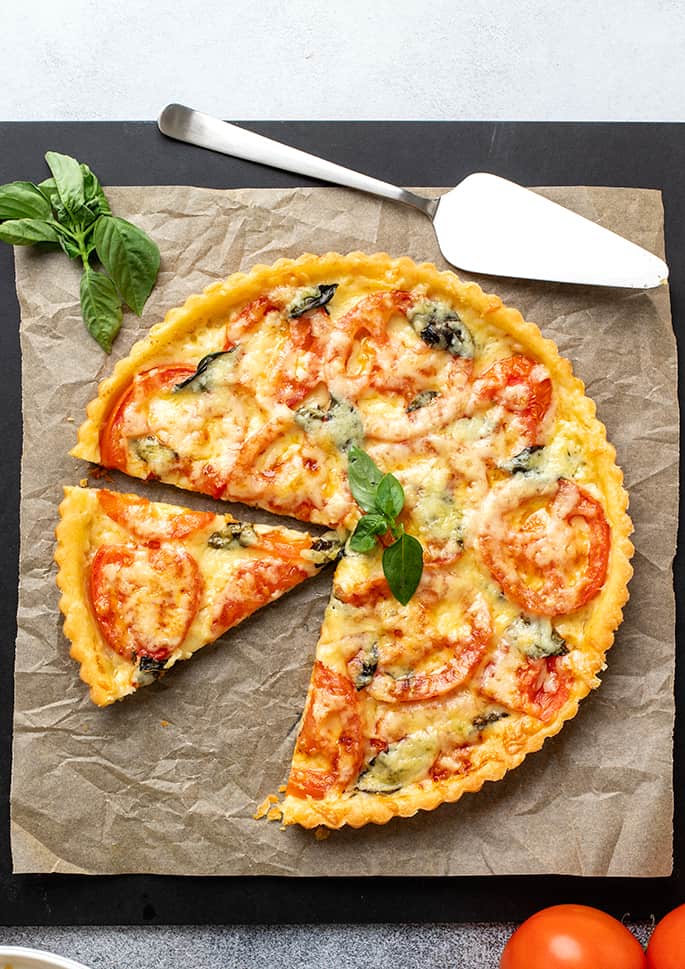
left=0, top=151, right=160, bottom=352
left=347, top=446, right=424, bottom=606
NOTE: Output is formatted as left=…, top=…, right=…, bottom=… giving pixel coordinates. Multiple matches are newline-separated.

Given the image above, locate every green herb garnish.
left=0, top=151, right=160, bottom=352
left=347, top=446, right=424, bottom=606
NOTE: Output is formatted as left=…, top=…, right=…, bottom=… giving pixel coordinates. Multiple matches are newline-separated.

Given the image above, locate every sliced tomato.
left=210, top=555, right=311, bottom=634
left=99, top=365, right=195, bottom=470
left=270, top=310, right=329, bottom=408
left=324, top=290, right=418, bottom=399
left=324, top=290, right=473, bottom=440
left=430, top=746, right=473, bottom=782
left=224, top=295, right=327, bottom=407
left=90, top=544, right=201, bottom=662
left=286, top=767, right=337, bottom=800
left=253, top=530, right=313, bottom=559
left=516, top=655, right=571, bottom=722
left=480, top=478, right=610, bottom=616
left=286, top=661, right=363, bottom=800
left=470, top=353, right=552, bottom=447
left=97, top=490, right=215, bottom=542
left=333, top=575, right=390, bottom=608
left=224, top=295, right=279, bottom=344
left=480, top=648, right=571, bottom=723
left=192, top=462, right=232, bottom=501
left=367, top=596, right=492, bottom=702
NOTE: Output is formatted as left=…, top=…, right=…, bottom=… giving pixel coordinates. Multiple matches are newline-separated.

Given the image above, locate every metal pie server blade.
left=158, top=104, right=668, bottom=289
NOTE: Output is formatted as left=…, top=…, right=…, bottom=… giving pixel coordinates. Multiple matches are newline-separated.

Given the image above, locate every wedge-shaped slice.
left=56, top=487, right=341, bottom=705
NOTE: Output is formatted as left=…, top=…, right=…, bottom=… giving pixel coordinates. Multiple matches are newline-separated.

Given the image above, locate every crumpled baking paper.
left=9, top=184, right=676, bottom=875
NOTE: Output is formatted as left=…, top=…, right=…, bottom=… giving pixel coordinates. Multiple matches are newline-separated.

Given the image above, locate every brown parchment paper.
left=9, top=185, right=677, bottom=876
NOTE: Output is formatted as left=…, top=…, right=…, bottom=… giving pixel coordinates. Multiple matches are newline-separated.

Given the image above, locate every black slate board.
left=0, top=121, right=683, bottom=925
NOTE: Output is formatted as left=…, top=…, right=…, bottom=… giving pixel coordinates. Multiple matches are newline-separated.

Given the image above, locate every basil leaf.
left=382, top=533, right=423, bottom=606
left=347, top=446, right=384, bottom=513
left=45, top=151, right=86, bottom=219
left=38, top=177, right=60, bottom=209
left=94, top=215, right=160, bottom=315
left=81, top=163, right=111, bottom=216
left=174, top=350, right=234, bottom=392
left=38, top=178, right=69, bottom=223
left=375, top=473, right=404, bottom=520
left=57, top=232, right=82, bottom=260
left=0, top=218, right=61, bottom=245
left=80, top=266, right=122, bottom=353
left=0, top=181, right=53, bottom=220
left=349, top=513, right=389, bottom=553
left=38, top=177, right=56, bottom=195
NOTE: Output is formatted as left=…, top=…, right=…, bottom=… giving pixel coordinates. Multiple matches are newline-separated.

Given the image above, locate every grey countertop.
left=0, top=926, right=515, bottom=969
left=0, top=923, right=651, bottom=968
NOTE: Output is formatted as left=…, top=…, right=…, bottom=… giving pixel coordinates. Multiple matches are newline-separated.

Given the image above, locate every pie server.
left=158, top=103, right=668, bottom=289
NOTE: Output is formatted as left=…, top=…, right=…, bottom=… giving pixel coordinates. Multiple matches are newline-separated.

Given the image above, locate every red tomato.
left=480, top=478, right=610, bottom=616
left=90, top=544, right=201, bottom=661
left=97, top=489, right=214, bottom=542
left=471, top=353, right=552, bottom=447
left=287, top=662, right=363, bottom=800
left=501, top=905, right=647, bottom=969
left=326, top=290, right=471, bottom=403
left=366, top=595, right=492, bottom=703
left=270, top=310, right=329, bottom=408
left=224, top=295, right=279, bottom=343
left=224, top=295, right=327, bottom=408
left=646, top=904, right=685, bottom=968
left=210, top=556, right=311, bottom=635
left=99, top=365, right=195, bottom=469
left=515, top=654, right=571, bottom=722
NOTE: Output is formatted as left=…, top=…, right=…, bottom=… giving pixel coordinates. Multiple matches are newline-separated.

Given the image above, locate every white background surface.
left=2, top=0, right=684, bottom=121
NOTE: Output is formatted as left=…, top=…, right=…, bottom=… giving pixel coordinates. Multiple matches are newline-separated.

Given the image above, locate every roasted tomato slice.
left=90, top=544, right=201, bottom=662
left=324, top=291, right=431, bottom=399
left=480, top=648, right=571, bottom=723
left=99, top=365, right=195, bottom=470
left=516, top=655, right=571, bottom=722
left=366, top=595, right=492, bottom=702
left=286, top=661, right=363, bottom=800
left=479, top=478, right=610, bottom=616
left=270, top=310, right=329, bottom=408
left=324, top=291, right=473, bottom=441
left=469, top=354, right=552, bottom=447
left=97, top=490, right=214, bottom=542
left=224, top=295, right=279, bottom=344
left=225, top=296, right=327, bottom=408
left=210, top=536, right=313, bottom=634
left=333, top=575, right=391, bottom=609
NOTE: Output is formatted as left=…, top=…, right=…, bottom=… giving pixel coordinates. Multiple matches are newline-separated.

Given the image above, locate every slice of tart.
left=56, top=486, right=341, bottom=705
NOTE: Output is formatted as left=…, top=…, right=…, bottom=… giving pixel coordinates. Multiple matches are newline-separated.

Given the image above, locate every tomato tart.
left=68, top=253, right=633, bottom=827
left=56, top=486, right=341, bottom=706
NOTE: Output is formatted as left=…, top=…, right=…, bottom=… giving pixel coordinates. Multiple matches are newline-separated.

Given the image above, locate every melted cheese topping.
left=70, top=255, right=631, bottom=825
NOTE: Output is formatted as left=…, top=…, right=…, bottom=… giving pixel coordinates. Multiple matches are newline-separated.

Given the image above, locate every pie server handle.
left=157, top=103, right=437, bottom=218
